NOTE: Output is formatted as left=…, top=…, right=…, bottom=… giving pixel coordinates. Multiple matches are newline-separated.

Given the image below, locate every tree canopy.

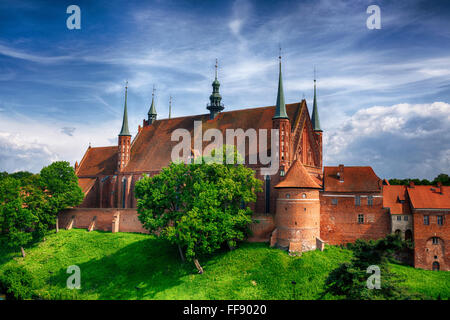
left=0, top=161, right=84, bottom=255
left=135, top=146, right=263, bottom=271
left=388, top=173, right=449, bottom=186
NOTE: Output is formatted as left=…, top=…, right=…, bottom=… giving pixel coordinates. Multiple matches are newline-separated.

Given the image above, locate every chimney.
left=437, top=182, right=443, bottom=194
left=338, top=164, right=344, bottom=182
left=409, top=181, right=415, bottom=188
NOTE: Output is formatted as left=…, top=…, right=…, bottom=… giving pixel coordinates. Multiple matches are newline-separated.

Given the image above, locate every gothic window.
left=432, top=237, right=439, bottom=245
left=122, top=177, right=127, bottom=208
left=265, top=175, right=271, bottom=214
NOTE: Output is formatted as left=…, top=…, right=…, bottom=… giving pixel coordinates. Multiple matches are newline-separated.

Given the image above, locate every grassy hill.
left=0, top=229, right=448, bottom=300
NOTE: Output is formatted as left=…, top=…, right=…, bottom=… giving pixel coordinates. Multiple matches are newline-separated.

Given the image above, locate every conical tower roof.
left=273, top=57, right=288, bottom=119
left=275, top=160, right=321, bottom=189
left=119, top=83, right=131, bottom=136
left=311, top=78, right=321, bottom=131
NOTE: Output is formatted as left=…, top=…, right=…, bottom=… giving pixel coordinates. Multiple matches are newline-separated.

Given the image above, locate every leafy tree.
left=388, top=173, right=448, bottom=186
left=0, top=162, right=83, bottom=255
left=0, top=177, right=37, bottom=257
left=432, top=173, right=449, bottom=186
left=323, top=234, right=424, bottom=300
left=135, top=145, right=262, bottom=273
left=37, top=161, right=84, bottom=236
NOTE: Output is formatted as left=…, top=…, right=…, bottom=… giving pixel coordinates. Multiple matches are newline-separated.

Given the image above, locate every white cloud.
left=324, top=102, right=450, bottom=179
left=0, top=115, right=118, bottom=173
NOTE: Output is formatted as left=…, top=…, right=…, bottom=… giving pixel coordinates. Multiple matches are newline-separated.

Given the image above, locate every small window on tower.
left=358, top=214, right=364, bottom=224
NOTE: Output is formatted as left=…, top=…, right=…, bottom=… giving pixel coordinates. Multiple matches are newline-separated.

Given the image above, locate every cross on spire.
left=215, top=59, right=218, bottom=80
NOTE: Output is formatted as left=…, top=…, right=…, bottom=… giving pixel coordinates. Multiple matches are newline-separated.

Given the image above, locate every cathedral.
left=60, top=58, right=449, bottom=271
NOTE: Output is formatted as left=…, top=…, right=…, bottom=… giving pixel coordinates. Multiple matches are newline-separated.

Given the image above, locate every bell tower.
left=206, top=59, right=224, bottom=119
left=272, top=51, right=291, bottom=176
left=118, top=81, right=131, bottom=172
left=311, top=68, right=323, bottom=169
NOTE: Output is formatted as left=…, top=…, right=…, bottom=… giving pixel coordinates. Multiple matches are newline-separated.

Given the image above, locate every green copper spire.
left=273, top=52, right=288, bottom=119
left=207, top=59, right=224, bottom=119
left=311, top=68, right=322, bottom=131
left=119, top=81, right=131, bottom=136
left=148, top=85, right=157, bottom=124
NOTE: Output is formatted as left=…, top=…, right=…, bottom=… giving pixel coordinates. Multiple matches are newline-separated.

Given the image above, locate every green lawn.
left=0, top=229, right=448, bottom=300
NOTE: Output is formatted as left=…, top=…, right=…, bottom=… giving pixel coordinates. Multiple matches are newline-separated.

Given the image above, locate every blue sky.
left=0, top=0, right=449, bottom=179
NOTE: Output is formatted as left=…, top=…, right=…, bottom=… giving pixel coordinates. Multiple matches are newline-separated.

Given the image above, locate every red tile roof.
left=76, top=146, right=117, bottom=177
left=382, top=185, right=411, bottom=214
left=407, top=185, right=450, bottom=209
left=78, top=178, right=97, bottom=194
left=124, top=103, right=302, bottom=173
left=275, top=159, right=321, bottom=189
left=323, top=166, right=381, bottom=192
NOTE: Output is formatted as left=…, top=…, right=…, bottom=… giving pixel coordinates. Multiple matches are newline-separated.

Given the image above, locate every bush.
left=0, top=265, right=40, bottom=300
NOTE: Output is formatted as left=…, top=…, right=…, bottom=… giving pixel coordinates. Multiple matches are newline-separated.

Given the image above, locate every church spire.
left=119, top=81, right=131, bottom=136
left=148, top=85, right=157, bottom=124
left=273, top=49, right=288, bottom=119
left=207, top=59, right=224, bottom=119
left=311, top=67, right=322, bottom=131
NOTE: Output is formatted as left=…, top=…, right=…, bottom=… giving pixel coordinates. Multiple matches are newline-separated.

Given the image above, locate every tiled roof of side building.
left=275, top=159, right=321, bottom=189
left=323, top=166, right=381, bottom=192
left=382, top=185, right=411, bottom=214
left=407, top=185, right=450, bottom=209
left=76, top=146, right=118, bottom=177
left=123, top=103, right=302, bottom=173
left=77, top=177, right=97, bottom=194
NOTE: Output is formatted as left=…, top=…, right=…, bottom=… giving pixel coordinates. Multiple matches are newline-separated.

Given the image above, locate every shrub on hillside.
left=0, top=265, right=40, bottom=300
left=324, top=234, right=426, bottom=300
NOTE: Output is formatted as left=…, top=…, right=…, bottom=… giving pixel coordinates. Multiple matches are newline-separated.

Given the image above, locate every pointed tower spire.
left=168, top=95, right=172, bottom=119
left=273, top=48, right=288, bottom=119
left=119, top=81, right=131, bottom=136
left=148, top=85, right=157, bottom=124
left=311, top=67, right=322, bottom=131
left=207, top=59, right=224, bottom=119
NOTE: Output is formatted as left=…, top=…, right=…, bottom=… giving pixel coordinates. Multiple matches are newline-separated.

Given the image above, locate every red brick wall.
left=275, top=188, right=321, bottom=251
left=413, top=210, right=449, bottom=271
left=59, top=208, right=148, bottom=233
left=79, top=180, right=99, bottom=208
left=320, top=192, right=390, bottom=245
left=248, top=214, right=275, bottom=242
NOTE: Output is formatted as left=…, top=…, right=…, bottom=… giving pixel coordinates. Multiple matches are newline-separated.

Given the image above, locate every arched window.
left=432, top=261, right=440, bottom=271
left=122, top=177, right=127, bottom=208
left=265, top=175, right=271, bottom=213
left=405, top=229, right=412, bottom=241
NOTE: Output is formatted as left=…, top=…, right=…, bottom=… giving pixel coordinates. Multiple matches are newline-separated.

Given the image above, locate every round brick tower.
left=273, top=160, right=321, bottom=254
